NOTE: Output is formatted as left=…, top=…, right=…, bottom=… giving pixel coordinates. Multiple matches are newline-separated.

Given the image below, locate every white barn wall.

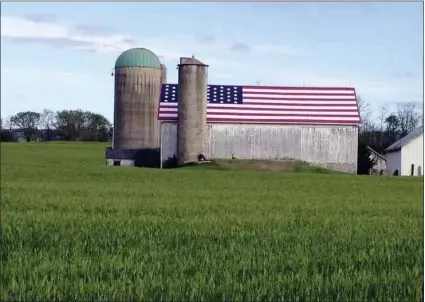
left=161, top=123, right=358, bottom=173
left=386, top=151, right=401, bottom=175
left=401, top=133, right=424, bottom=176
left=161, top=123, right=179, bottom=161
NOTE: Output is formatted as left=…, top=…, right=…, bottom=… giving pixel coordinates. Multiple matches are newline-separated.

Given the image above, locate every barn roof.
left=158, top=83, right=361, bottom=126
left=384, top=125, right=424, bottom=154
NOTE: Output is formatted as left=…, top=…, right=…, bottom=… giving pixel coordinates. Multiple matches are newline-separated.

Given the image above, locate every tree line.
left=1, top=109, right=112, bottom=142
left=357, top=99, right=423, bottom=174
left=1, top=100, right=423, bottom=174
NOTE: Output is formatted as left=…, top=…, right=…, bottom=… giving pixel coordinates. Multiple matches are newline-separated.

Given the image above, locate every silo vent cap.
left=178, top=57, right=208, bottom=67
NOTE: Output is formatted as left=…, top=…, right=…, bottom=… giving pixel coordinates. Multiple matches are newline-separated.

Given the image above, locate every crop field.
left=1, top=142, right=423, bottom=301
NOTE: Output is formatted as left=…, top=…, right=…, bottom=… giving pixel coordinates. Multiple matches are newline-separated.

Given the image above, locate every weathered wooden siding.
left=369, top=154, right=386, bottom=173
left=161, top=123, right=358, bottom=173
left=161, top=123, right=179, bottom=161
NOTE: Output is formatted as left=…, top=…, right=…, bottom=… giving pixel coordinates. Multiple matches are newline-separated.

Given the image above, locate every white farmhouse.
left=384, top=126, right=424, bottom=176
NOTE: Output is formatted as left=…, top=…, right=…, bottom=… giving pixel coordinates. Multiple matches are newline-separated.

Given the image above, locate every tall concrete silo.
left=177, top=57, right=208, bottom=166
left=160, top=64, right=167, bottom=84
left=113, top=48, right=162, bottom=150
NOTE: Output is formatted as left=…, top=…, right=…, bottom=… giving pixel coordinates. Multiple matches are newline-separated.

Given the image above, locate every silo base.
left=106, top=158, right=135, bottom=167
left=105, top=147, right=160, bottom=168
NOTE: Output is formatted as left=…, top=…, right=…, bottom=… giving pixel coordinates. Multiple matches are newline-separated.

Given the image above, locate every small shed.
left=367, top=146, right=386, bottom=174
left=384, top=126, right=424, bottom=176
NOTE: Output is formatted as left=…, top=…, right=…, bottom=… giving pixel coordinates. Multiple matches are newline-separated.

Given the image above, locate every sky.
left=1, top=2, right=423, bottom=123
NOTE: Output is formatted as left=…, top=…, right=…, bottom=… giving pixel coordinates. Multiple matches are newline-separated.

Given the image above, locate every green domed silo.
left=113, top=48, right=162, bottom=150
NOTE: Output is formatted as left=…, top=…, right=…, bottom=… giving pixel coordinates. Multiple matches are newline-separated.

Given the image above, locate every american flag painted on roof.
left=158, top=84, right=361, bottom=125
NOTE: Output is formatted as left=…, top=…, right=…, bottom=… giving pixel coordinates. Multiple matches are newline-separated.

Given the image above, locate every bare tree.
left=356, top=95, right=373, bottom=132
left=377, top=104, right=389, bottom=132
left=40, top=109, right=56, bottom=141
left=396, top=102, right=420, bottom=137
left=370, top=104, right=389, bottom=151
left=3, top=116, right=13, bottom=131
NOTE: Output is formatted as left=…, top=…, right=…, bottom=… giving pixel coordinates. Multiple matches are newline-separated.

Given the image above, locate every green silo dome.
left=115, top=48, right=161, bottom=69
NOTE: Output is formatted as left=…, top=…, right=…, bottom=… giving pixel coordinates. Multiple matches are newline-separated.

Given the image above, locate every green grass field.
left=1, top=142, right=423, bottom=301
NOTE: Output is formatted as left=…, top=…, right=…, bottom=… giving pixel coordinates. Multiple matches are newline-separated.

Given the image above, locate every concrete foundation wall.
left=106, top=159, right=135, bottom=167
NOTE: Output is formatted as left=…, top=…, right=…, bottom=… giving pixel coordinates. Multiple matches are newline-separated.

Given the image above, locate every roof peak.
left=178, top=57, right=208, bottom=66
left=385, top=125, right=424, bottom=153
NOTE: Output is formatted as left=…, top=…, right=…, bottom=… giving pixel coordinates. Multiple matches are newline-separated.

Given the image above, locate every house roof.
left=384, top=125, right=424, bottom=153
left=367, top=146, right=386, bottom=160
